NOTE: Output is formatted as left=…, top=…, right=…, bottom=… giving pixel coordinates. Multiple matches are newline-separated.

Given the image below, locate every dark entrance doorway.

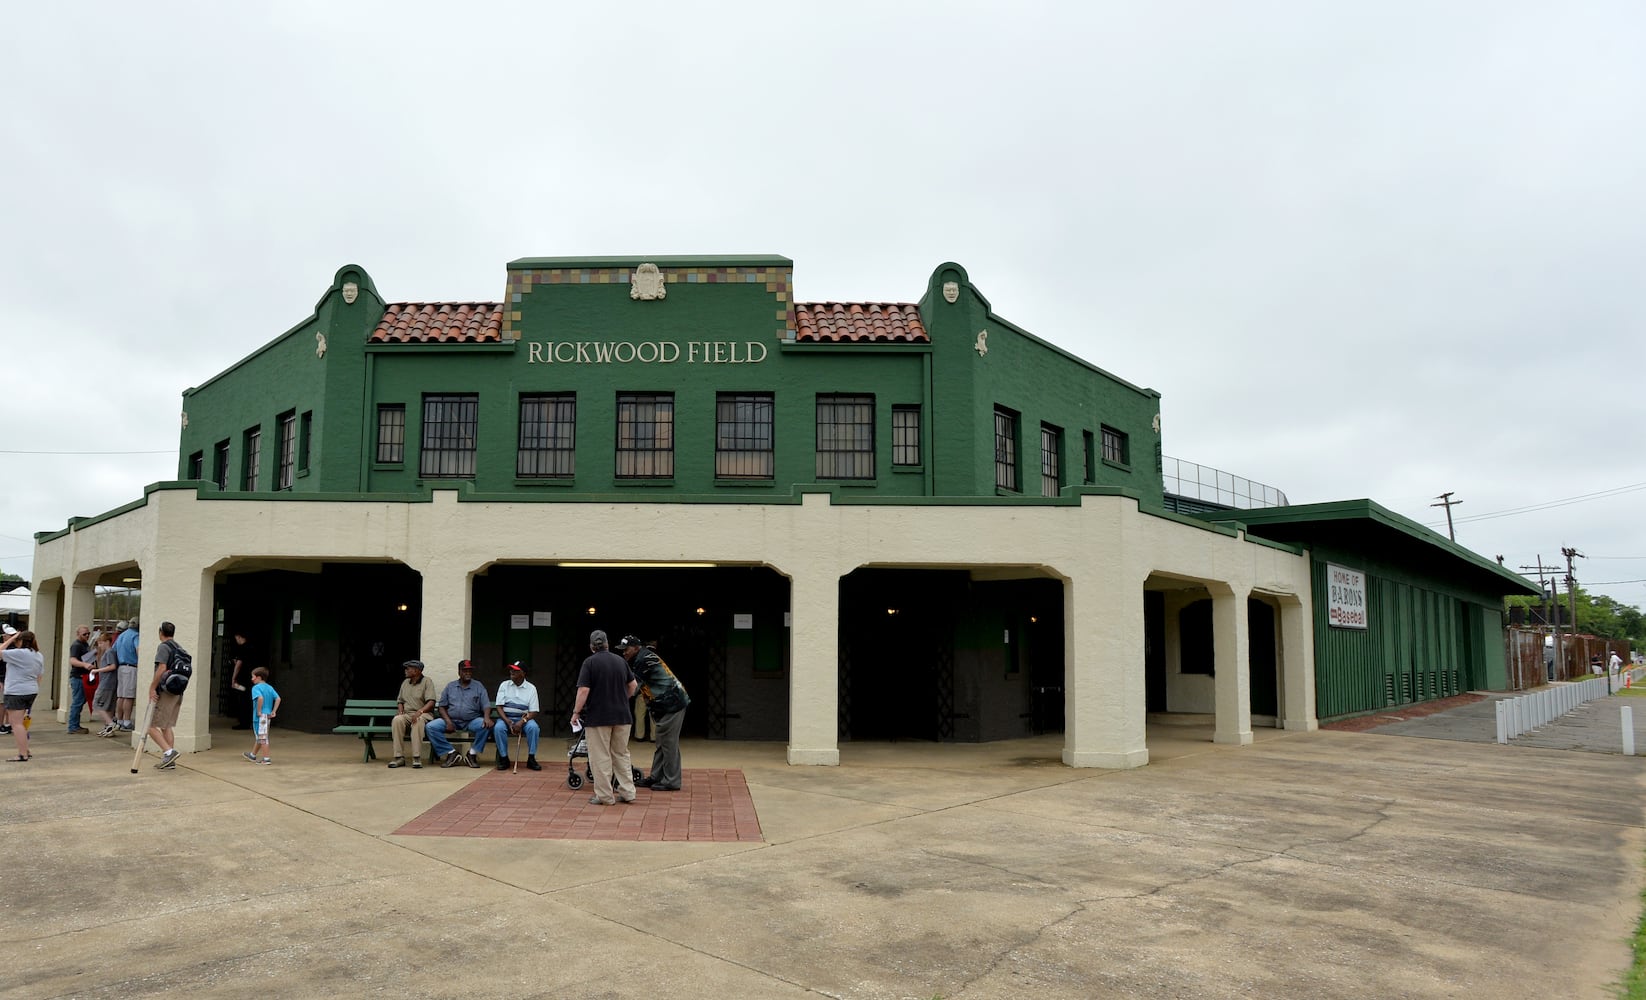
left=470, top=565, right=790, bottom=741
left=1247, top=598, right=1279, bottom=720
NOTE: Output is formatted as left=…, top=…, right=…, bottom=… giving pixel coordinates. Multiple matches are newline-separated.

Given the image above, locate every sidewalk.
left=3, top=718, right=1643, bottom=998
left=1364, top=687, right=1646, bottom=754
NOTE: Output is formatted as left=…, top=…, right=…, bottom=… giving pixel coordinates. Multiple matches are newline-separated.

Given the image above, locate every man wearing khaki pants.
left=388, top=660, right=436, bottom=769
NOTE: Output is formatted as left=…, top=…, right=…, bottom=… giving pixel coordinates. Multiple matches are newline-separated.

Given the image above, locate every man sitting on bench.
left=428, top=658, right=491, bottom=768
left=388, top=659, right=437, bottom=769
left=492, top=661, right=542, bottom=771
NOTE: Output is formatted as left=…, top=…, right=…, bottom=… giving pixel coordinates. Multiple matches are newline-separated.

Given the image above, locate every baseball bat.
left=129, top=699, right=158, bottom=774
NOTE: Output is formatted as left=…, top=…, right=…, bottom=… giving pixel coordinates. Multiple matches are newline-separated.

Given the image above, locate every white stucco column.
left=1212, top=585, right=1253, bottom=746
left=786, top=565, right=840, bottom=766
left=1064, top=570, right=1149, bottom=768
left=1277, top=595, right=1317, bottom=731
left=134, top=562, right=215, bottom=755
left=413, top=564, right=473, bottom=691
left=55, top=579, right=100, bottom=724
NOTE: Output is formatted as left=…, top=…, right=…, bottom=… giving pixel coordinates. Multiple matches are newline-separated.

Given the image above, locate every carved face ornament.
left=341, top=281, right=359, bottom=304
left=942, top=281, right=959, bottom=304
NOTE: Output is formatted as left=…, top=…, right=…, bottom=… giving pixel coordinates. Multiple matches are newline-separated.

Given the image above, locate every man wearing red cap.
left=427, top=659, right=491, bottom=768
left=492, top=661, right=541, bottom=771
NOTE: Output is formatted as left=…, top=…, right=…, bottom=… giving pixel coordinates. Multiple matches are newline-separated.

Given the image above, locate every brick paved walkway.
left=392, top=767, right=762, bottom=841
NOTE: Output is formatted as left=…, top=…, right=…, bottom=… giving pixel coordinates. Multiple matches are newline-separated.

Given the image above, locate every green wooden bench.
left=333, top=699, right=477, bottom=764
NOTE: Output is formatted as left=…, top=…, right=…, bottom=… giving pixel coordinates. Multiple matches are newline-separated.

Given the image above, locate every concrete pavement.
left=1368, top=687, right=1646, bottom=755
left=3, top=718, right=1642, bottom=999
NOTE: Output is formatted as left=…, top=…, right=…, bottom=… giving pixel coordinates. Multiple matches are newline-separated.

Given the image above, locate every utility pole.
left=1562, top=546, right=1593, bottom=692
left=1519, top=555, right=1561, bottom=681
left=1431, top=492, right=1462, bottom=542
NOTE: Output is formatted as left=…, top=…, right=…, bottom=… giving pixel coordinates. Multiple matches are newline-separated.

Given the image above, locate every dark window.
left=816, top=394, right=875, bottom=479
left=298, top=411, right=312, bottom=473
left=276, top=411, right=296, bottom=490
left=518, top=393, right=576, bottom=478
left=420, top=394, right=479, bottom=478
left=1082, top=430, right=1096, bottom=484
left=186, top=451, right=203, bottom=481
left=376, top=404, right=405, bottom=464
left=715, top=392, right=774, bottom=479
left=1102, top=425, right=1128, bottom=465
left=892, top=406, right=921, bottom=467
left=1040, top=424, right=1062, bottom=498
left=212, top=440, right=230, bottom=491
left=241, top=427, right=261, bottom=491
left=994, top=407, right=1019, bottom=491
left=615, top=392, right=674, bottom=478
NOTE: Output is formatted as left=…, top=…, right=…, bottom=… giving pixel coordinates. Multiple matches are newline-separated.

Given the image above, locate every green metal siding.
left=1313, top=559, right=1480, bottom=719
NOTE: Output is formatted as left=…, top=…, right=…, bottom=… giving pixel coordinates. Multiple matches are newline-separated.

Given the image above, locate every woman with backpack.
left=1, top=628, right=44, bottom=761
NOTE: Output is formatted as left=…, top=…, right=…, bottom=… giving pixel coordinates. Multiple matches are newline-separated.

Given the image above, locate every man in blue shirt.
left=427, top=659, right=491, bottom=768
left=113, top=619, right=141, bottom=732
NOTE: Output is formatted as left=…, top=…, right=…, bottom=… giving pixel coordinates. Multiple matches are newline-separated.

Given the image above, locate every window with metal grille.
left=615, top=392, right=674, bottom=478
left=298, top=411, right=312, bottom=473
left=715, top=392, right=773, bottom=479
left=994, top=407, right=1019, bottom=491
left=517, top=393, right=576, bottom=478
left=186, top=451, right=203, bottom=481
left=376, top=404, right=405, bottom=464
left=241, top=427, right=261, bottom=491
left=1101, top=425, right=1128, bottom=465
left=277, top=411, right=297, bottom=490
left=892, top=405, right=921, bottom=467
left=816, top=394, right=874, bottom=479
left=212, top=440, right=229, bottom=491
left=1040, top=424, right=1062, bottom=497
left=420, top=394, right=478, bottom=478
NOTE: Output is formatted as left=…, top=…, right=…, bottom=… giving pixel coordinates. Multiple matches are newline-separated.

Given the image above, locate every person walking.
left=570, top=630, right=637, bottom=806
left=242, top=667, right=280, bottom=765
left=146, top=621, right=191, bottom=770
left=227, top=631, right=254, bottom=730
left=618, top=635, right=691, bottom=792
left=2, top=629, right=44, bottom=761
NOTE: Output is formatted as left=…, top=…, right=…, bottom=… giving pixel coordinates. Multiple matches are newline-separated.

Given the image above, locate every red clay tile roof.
left=371, top=303, right=503, bottom=343
left=794, top=302, right=928, bottom=343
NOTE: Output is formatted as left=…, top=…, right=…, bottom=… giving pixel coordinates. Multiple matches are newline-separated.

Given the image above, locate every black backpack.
left=160, top=640, right=193, bottom=695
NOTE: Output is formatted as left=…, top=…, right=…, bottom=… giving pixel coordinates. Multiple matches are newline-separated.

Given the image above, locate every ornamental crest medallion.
left=630, top=263, right=667, bottom=301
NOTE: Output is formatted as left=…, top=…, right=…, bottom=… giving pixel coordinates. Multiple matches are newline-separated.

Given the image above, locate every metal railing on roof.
left=1162, top=456, right=1288, bottom=510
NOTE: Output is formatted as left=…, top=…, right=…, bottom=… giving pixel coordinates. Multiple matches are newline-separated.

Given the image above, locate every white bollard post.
left=1623, top=705, right=1635, bottom=757
left=1496, top=700, right=1507, bottom=745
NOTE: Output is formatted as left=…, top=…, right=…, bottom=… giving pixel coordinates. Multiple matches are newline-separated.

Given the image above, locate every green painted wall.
left=922, top=263, right=1162, bottom=502
left=179, top=266, right=383, bottom=494
left=173, top=256, right=1163, bottom=505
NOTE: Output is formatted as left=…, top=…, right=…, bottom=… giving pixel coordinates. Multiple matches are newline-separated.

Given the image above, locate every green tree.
left=1505, top=585, right=1643, bottom=644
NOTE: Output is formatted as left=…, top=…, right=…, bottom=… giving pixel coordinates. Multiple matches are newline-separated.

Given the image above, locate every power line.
left=0, top=449, right=172, bottom=456
left=1424, top=481, right=1646, bottom=528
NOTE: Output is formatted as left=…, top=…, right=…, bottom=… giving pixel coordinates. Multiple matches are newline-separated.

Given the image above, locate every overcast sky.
left=3, top=2, right=1642, bottom=610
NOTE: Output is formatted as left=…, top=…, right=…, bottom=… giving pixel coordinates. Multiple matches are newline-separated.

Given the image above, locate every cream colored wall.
left=31, top=488, right=1316, bottom=766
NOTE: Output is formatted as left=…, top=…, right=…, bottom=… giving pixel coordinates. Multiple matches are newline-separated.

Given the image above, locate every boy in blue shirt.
left=243, top=667, right=280, bottom=765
